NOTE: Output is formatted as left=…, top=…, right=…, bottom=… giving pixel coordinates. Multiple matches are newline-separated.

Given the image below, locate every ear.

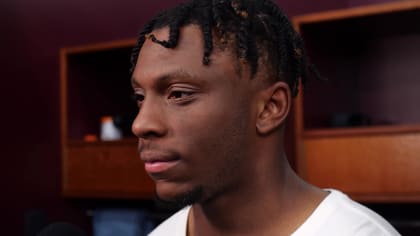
left=256, top=81, right=291, bottom=135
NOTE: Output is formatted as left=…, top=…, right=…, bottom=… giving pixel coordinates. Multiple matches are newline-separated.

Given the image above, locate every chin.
left=155, top=182, right=203, bottom=209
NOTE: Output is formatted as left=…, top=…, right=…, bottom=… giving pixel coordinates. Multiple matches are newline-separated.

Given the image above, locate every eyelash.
left=134, top=94, right=144, bottom=103
left=168, top=90, right=194, bottom=100
left=133, top=89, right=195, bottom=106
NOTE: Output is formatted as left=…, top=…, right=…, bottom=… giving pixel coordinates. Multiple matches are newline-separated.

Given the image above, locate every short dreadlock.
left=130, top=0, right=321, bottom=97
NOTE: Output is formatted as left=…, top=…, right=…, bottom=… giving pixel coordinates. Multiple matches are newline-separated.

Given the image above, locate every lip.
left=144, top=160, right=180, bottom=174
left=140, top=150, right=180, bottom=174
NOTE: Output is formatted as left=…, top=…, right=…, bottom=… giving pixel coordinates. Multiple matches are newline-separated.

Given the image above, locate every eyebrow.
left=131, top=69, right=199, bottom=88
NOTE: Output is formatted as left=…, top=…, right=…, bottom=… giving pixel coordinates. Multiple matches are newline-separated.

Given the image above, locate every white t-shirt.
left=149, top=189, right=400, bottom=236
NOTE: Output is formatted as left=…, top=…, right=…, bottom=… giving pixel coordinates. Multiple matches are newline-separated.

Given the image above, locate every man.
left=130, top=0, right=400, bottom=235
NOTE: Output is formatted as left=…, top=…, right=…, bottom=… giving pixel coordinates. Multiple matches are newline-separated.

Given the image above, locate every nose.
left=131, top=98, right=168, bottom=139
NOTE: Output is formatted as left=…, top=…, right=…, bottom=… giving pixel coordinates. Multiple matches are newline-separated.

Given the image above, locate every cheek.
left=174, top=97, right=252, bottom=167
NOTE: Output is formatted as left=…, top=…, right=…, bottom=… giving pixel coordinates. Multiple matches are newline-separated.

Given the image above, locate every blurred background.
left=0, top=0, right=417, bottom=235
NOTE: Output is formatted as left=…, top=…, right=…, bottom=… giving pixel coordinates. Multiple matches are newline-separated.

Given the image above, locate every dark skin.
left=132, top=25, right=328, bottom=236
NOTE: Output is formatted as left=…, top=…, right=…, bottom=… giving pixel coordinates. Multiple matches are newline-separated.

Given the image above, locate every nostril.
left=140, top=129, right=166, bottom=139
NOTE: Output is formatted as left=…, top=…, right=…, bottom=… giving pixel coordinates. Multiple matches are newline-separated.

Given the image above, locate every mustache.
left=137, top=139, right=177, bottom=155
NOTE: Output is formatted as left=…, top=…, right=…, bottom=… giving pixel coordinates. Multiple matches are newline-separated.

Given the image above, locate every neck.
left=188, top=138, right=327, bottom=236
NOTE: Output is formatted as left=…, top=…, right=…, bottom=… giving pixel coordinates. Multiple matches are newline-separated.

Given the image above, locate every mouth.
left=144, top=160, right=180, bottom=174
left=140, top=150, right=181, bottom=174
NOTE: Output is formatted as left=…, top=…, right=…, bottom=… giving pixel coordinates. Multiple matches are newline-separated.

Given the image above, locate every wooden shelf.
left=304, top=124, right=420, bottom=138
left=292, top=1, right=420, bottom=202
left=62, top=39, right=137, bottom=55
left=303, top=130, right=420, bottom=202
left=67, top=138, right=137, bottom=147
left=62, top=139, right=154, bottom=199
left=60, top=40, right=155, bottom=199
left=293, top=0, right=420, bottom=25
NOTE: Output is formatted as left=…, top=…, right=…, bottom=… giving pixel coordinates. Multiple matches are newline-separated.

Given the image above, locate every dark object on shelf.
left=365, top=203, right=420, bottom=236
left=113, top=113, right=137, bottom=137
left=92, top=209, right=155, bottom=236
left=36, top=222, right=86, bottom=236
left=330, top=112, right=371, bottom=127
left=24, top=209, right=48, bottom=236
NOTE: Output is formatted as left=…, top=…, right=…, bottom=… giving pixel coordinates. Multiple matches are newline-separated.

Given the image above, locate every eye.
left=168, top=90, right=194, bottom=100
left=134, top=93, right=144, bottom=104
left=135, top=94, right=144, bottom=101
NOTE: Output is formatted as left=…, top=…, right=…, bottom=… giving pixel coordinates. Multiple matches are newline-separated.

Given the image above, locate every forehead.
left=132, top=25, right=241, bottom=86
left=137, top=25, right=204, bottom=67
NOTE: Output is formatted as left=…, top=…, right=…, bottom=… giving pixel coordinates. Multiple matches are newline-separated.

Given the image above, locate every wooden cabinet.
left=60, top=39, right=154, bottom=199
left=292, top=1, right=420, bottom=202
left=59, top=1, right=420, bottom=202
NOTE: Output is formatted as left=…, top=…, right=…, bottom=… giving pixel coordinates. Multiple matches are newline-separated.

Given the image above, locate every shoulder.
left=148, top=206, right=191, bottom=236
left=293, top=189, right=400, bottom=236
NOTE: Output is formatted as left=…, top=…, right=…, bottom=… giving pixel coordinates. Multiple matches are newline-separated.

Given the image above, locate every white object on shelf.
left=100, top=116, right=122, bottom=141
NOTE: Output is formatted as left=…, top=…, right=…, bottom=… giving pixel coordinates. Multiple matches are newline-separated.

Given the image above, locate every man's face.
left=131, top=25, right=260, bottom=205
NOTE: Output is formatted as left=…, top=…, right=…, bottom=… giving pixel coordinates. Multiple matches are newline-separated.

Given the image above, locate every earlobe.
left=256, top=82, right=291, bottom=135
